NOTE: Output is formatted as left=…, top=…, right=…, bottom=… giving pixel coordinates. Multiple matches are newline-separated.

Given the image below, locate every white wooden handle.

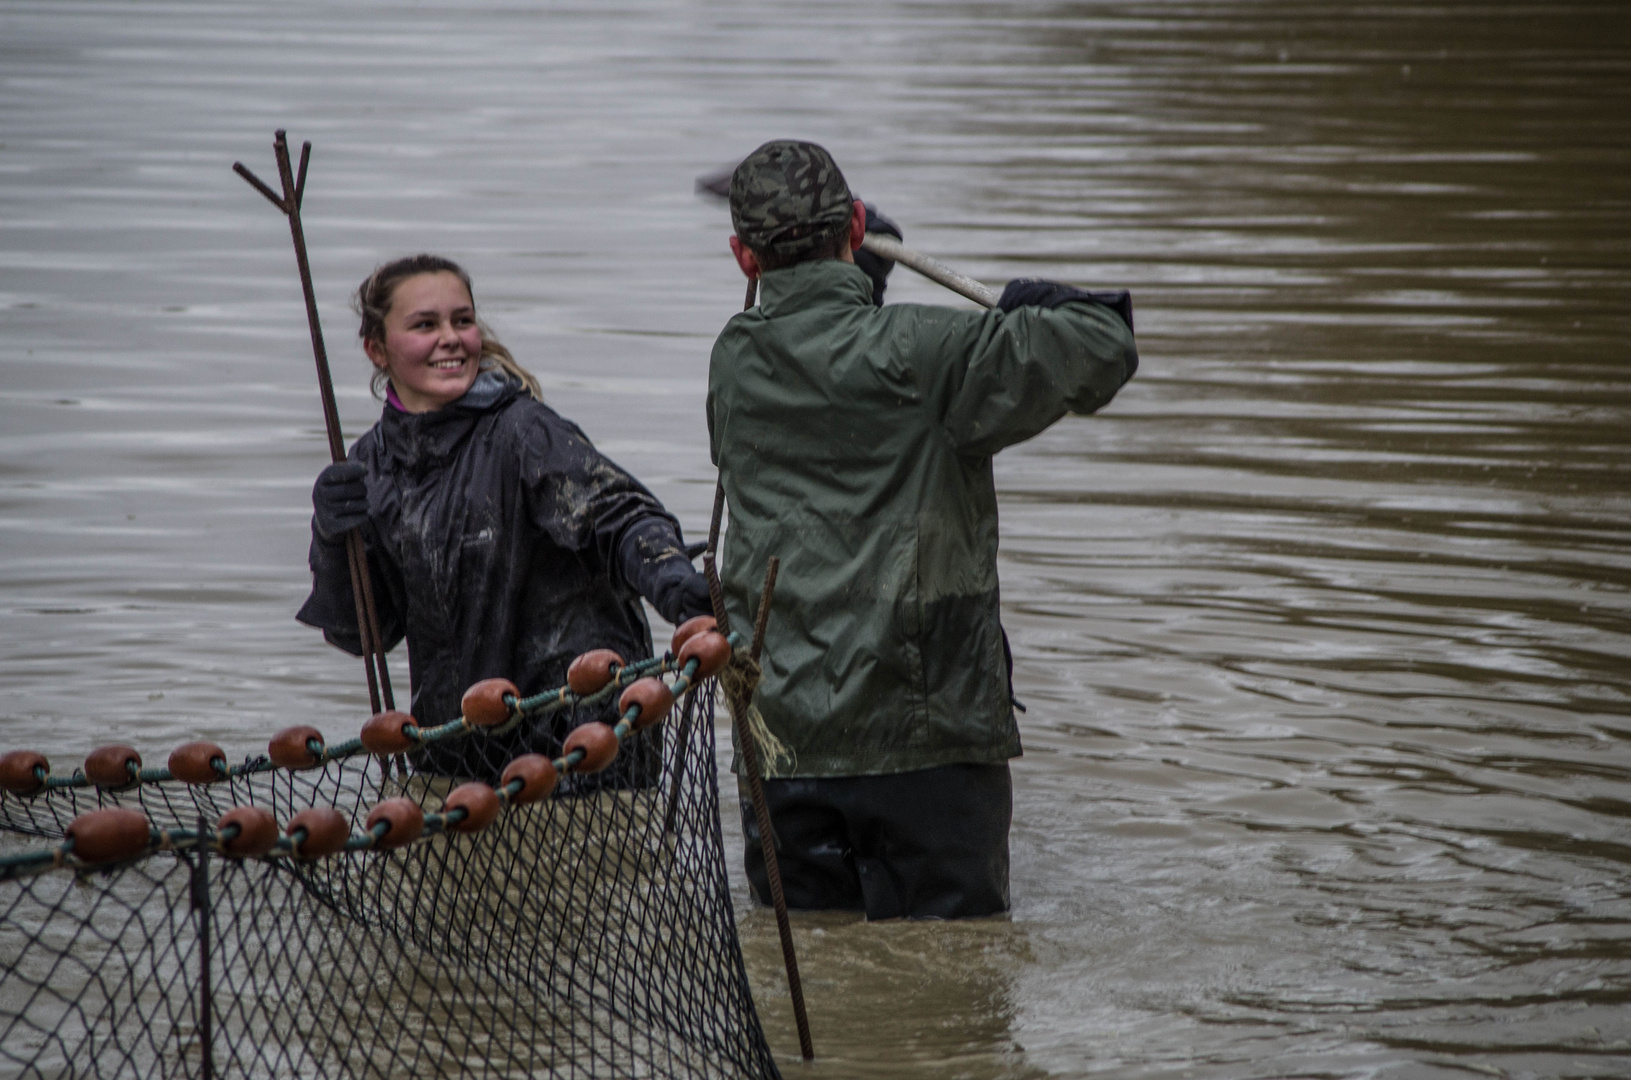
left=860, top=233, right=1001, bottom=309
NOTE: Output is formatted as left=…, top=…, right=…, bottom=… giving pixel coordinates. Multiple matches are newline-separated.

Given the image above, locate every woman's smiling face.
left=364, top=271, right=484, bottom=413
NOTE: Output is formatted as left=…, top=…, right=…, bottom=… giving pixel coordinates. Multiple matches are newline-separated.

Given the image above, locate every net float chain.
left=620, top=679, right=674, bottom=730
left=670, top=615, right=731, bottom=679
left=501, top=755, right=559, bottom=802
left=360, top=710, right=419, bottom=756
left=286, top=807, right=351, bottom=859
left=568, top=649, right=625, bottom=695
left=0, top=628, right=734, bottom=798
left=360, top=678, right=521, bottom=755
left=61, top=804, right=277, bottom=865
left=366, top=798, right=424, bottom=850
left=57, top=799, right=453, bottom=865
left=2, top=741, right=230, bottom=792
left=218, top=805, right=280, bottom=858
left=0, top=750, right=50, bottom=795
left=65, top=808, right=154, bottom=864
left=462, top=677, right=521, bottom=727
left=83, top=745, right=142, bottom=789
left=566, top=724, right=620, bottom=772
left=168, top=741, right=229, bottom=784
left=445, top=781, right=503, bottom=831
left=269, top=725, right=326, bottom=770
left=61, top=805, right=281, bottom=864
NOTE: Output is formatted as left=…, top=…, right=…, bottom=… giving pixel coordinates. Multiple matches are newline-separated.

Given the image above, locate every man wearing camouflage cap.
left=709, top=139, right=1137, bottom=920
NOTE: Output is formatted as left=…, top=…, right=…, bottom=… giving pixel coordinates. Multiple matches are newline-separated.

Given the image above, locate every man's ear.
left=848, top=199, right=866, bottom=252
left=729, top=235, right=761, bottom=280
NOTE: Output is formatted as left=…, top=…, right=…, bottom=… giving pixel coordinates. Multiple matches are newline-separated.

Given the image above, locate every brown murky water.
left=2, top=2, right=1628, bottom=1077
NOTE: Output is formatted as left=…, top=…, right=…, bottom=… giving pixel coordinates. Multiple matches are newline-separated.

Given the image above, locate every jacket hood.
left=378, top=370, right=521, bottom=472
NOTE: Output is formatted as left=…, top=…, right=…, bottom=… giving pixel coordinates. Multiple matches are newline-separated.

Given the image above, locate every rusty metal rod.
left=702, top=553, right=730, bottom=637
left=733, top=556, right=811, bottom=1060
left=751, top=556, right=778, bottom=663
left=235, top=131, right=395, bottom=716
left=268, top=133, right=395, bottom=712
left=343, top=534, right=382, bottom=710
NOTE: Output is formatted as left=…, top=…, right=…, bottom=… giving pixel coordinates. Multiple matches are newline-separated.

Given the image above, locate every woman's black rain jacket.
left=297, top=374, right=702, bottom=786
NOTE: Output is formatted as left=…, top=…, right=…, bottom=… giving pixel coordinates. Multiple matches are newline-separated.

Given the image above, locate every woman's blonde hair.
left=353, top=254, right=543, bottom=402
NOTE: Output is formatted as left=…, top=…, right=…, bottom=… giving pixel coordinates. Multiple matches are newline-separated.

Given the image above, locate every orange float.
left=66, top=808, right=152, bottom=864
left=461, top=678, right=519, bottom=727
left=567, top=649, right=626, bottom=695
left=619, top=678, right=675, bottom=730
left=678, top=629, right=731, bottom=679
left=360, top=710, right=417, bottom=755
left=84, top=745, right=141, bottom=788
left=443, top=782, right=501, bottom=833
left=216, top=806, right=279, bottom=858
left=499, top=754, right=559, bottom=804
left=563, top=723, right=619, bottom=774
left=0, top=750, right=48, bottom=794
left=268, top=725, right=325, bottom=770
left=670, top=614, right=717, bottom=656
left=366, top=798, right=424, bottom=850
left=168, top=741, right=227, bottom=785
left=286, top=807, right=350, bottom=859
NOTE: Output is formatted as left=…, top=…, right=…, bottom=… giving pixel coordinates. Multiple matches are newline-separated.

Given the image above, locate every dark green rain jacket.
left=707, top=259, right=1137, bottom=778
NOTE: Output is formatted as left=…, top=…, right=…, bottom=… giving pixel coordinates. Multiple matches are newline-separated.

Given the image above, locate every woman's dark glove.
left=312, top=461, right=369, bottom=542
left=649, top=563, right=715, bottom=626
left=998, top=278, right=1135, bottom=332
left=853, top=203, right=903, bottom=307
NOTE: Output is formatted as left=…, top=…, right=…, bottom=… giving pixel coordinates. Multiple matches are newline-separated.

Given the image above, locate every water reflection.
left=2, top=0, right=1628, bottom=1076
left=738, top=909, right=1044, bottom=1080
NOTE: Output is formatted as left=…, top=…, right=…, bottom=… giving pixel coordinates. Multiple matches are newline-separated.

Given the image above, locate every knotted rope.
left=717, top=655, right=792, bottom=778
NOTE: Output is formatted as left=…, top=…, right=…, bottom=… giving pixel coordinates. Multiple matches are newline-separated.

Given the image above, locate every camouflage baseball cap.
left=729, top=140, right=854, bottom=256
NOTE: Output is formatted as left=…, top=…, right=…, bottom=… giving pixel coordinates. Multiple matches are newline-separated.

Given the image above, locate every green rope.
left=512, top=651, right=670, bottom=714
left=0, top=842, right=70, bottom=882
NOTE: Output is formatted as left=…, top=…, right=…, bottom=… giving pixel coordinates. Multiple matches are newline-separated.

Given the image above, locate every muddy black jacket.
left=298, top=373, right=702, bottom=782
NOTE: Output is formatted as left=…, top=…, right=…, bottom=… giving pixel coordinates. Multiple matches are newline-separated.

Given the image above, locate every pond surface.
left=2, top=2, right=1628, bottom=1077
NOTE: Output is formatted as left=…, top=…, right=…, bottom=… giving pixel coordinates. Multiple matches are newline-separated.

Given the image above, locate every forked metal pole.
left=705, top=549, right=812, bottom=1061
left=234, top=131, right=396, bottom=719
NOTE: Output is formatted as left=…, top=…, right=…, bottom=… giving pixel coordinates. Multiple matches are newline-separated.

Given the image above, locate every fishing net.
left=0, top=651, right=782, bottom=1079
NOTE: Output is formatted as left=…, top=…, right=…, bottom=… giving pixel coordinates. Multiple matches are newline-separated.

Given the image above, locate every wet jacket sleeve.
left=931, top=298, right=1138, bottom=459
left=294, top=529, right=406, bottom=658
left=519, top=417, right=705, bottom=625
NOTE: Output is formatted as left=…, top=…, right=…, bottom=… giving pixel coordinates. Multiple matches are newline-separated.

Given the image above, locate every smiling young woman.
left=352, top=254, right=541, bottom=406
left=361, top=270, right=484, bottom=413
left=297, top=253, right=712, bottom=784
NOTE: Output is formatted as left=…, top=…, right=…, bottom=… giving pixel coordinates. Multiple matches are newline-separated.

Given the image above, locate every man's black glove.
left=649, top=561, right=715, bottom=626
left=853, top=203, right=903, bottom=307
left=997, top=278, right=1135, bottom=332
left=312, top=461, right=370, bottom=542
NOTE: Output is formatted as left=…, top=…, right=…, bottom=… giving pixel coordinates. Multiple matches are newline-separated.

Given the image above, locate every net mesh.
left=0, top=682, right=783, bottom=1079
